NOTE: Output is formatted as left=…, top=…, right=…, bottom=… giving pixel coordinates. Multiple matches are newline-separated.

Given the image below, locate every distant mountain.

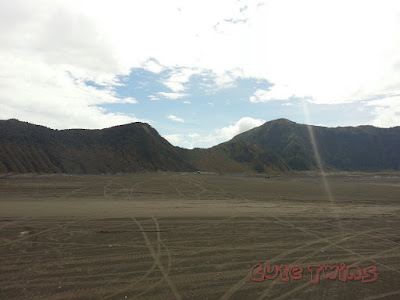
left=182, top=141, right=289, bottom=173
left=230, top=118, right=400, bottom=171
left=1, top=118, right=399, bottom=174
left=0, top=119, right=195, bottom=174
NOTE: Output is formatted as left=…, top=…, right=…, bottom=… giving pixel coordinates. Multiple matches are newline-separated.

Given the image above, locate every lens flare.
left=302, top=101, right=342, bottom=229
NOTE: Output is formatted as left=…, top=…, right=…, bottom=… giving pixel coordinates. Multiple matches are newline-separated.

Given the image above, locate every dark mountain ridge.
left=230, top=118, right=400, bottom=171
left=0, top=118, right=399, bottom=174
left=0, top=119, right=194, bottom=174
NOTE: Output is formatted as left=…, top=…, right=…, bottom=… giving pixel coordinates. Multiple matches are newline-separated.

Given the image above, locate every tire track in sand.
left=131, top=216, right=181, bottom=300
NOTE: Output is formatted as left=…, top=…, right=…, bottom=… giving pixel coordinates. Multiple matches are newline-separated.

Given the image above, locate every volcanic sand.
left=0, top=172, right=399, bottom=299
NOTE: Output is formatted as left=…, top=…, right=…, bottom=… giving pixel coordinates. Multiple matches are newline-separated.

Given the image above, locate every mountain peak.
left=0, top=119, right=194, bottom=174
left=230, top=119, right=400, bottom=171
left=269, top=118, right=295, bottom=123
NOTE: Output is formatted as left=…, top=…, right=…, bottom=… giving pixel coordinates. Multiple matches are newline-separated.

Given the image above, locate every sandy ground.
left=0, top=172, right=399, bottom=299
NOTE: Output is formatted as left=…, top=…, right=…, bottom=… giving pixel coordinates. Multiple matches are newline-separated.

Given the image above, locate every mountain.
left=230, top=118, right=400, bottom=171
left=1, top=118, right=399, bottom=174
left=182, top=141, right=289, bottom=173
left=0, top=119, right=195, bottom=174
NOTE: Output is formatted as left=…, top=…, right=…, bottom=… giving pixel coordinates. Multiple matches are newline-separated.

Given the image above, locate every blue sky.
left=91, top=65, right=377, bottom=148
left=1, top=0, right=399, bottom=148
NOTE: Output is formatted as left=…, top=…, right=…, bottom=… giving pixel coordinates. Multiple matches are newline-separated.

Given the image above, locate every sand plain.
left=0, top=172, right=399, bottom=299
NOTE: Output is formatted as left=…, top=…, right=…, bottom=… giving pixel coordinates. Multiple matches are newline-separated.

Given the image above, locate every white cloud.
left=366, top=96, right=400, bottom=127
left=0, top=0, right=138, bottom=128
left=163, top=81, right=185, bottom=93
left=250, top=85, right=295, bottom=103
left=258, top=0, right=400, bottom=106
left=183, top=100, right=191, bottom=104
left=212, top=69, right=243, bottom=89
left=123, top=97, right=138, bottom=104
left=167, top=114, right=185, bottom=123
left=148, top=95, right=160, bottom=101
left=181, top=117, right=264, bottom=148
left=163, top=134, right=184, bottom=145
left=157, top=92, right=188, bottom=99
left=162, top=68, right=198, bottom=92
left=2, top=0, right=400, bottom=128
left=162, top=117, right=265, bottom=148
left=142, top=59, right=165, bottom=74
left=216, top=117, right=264, bottom=140
left=0, top=54, right=141, bottom=129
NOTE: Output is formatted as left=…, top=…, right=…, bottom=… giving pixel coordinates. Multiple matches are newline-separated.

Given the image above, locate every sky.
left=1, top=0, right=400, bottom=148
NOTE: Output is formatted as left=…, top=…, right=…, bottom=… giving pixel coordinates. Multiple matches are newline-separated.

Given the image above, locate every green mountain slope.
left=1, top=118, right=399, bottom=174
left=0, top=119, right=195, bottom=174
left=230, top=118, right=400, bottom=171
left=182, top=141, right=289, bottom=173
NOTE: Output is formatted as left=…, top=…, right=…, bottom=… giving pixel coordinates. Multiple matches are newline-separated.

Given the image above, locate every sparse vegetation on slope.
left=1, top=118, right=399, bottom=174
left=230, top=118, right=400, bottom=171
left=0, top=119, right=195, bottom=174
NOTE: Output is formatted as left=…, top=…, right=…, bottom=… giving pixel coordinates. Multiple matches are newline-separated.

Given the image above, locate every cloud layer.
left=1, top=0, right=400, bottom=134
left=163, top=117, right=265, bottom=148
left=167, top=114, right=185, bottom=123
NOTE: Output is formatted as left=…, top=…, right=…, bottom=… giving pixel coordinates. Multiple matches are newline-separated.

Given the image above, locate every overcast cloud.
left=1, top=0, right=400, bottom=146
